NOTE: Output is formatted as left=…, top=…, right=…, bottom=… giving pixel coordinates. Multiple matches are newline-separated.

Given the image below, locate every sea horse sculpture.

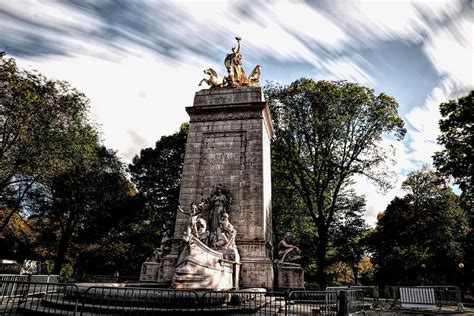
left=198, top=68, right=223, bottom=88
left=248, top=65, right=262, bottom=87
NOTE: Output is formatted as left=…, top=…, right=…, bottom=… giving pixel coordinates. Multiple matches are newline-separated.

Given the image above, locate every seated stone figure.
left=278, top=232, right=300, bottom=263
left=214, top=213, right=237, bottom=249
left=146, top=230, right=171, bottom=262
left=196, top=217, right=209, bottom=244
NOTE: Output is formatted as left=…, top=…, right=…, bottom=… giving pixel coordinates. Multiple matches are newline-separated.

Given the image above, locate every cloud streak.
left=1, top=0, right=471, bottom=225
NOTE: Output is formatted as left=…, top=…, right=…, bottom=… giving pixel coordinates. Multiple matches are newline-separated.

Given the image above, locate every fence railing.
left=0, top=280, right=364, bottom=315
left=0, top=281, right=80, bottom=315
left=381, top=285, right=464, bottom=311
left=71, top=274, right=139, bottom=283
left=12, top=280, right=467, bottom=315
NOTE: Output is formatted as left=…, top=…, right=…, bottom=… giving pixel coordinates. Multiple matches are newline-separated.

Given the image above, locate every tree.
left=27, top=146, right=134, bottom=273
left=0, top=54, right=98, bottom=231
left=266, top=79, right=405, bottom=286
left=371, top=167, right=468, bottom=285
left=433, top=91, right=473, bottom=293
left=129, top=124, right=188, bottom=238
left=331, top=193, right=369, bottom=285
left=433, top=91, right=473, bottom=207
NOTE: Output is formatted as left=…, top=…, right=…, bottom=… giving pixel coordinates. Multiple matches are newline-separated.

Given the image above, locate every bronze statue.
left=224, top=37, right=248, bottom=86
left=198, top=37, right=262, bottom=89
left=248, top=65, right=262, bottom=87
left=198, top=68, right=223, bottom=88
left=278, top=232, right=300, bottom=262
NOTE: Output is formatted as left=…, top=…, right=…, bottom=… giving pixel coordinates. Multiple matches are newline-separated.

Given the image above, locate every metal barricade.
left=287, top=290, right=338, bottom=315
left=82, top=285, right=200, bottom=314
left=347, top=290, right=365, bottom=314
left=0, top=280, right=79, bottom=315
left=200, top=290, right=286, bottom=315
left=382, top=285, right=464, bottom=312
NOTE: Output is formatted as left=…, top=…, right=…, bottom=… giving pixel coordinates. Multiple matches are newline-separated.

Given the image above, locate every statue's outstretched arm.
left=235, top=37, right=241, bottom=53
left=178, top=205, right=190, bottom=215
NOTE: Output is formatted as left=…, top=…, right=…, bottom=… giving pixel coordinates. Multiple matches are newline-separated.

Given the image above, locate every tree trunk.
left=352, top=266, right=359, bottom=285
left=316, top=225, right=329, bottom=288
left=53, top=229, right=73, bottom=274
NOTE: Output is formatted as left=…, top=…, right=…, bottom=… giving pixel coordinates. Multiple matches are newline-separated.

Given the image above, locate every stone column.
left=166, top=87, right=274, bottom=289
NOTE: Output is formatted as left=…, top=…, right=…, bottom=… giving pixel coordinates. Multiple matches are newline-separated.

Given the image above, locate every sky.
left=1, top=0, right=472, bottom=226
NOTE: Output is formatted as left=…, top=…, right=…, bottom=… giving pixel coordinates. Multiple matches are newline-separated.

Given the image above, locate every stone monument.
left=141, top=37, right=275, bottom=289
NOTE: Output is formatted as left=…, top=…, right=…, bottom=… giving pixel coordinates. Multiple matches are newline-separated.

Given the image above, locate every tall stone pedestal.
left=157, top=87, right=274, bottom=289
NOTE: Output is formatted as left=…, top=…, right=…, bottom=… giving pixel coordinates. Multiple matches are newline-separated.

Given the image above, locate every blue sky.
left=1, top=0, right=472, bottom=225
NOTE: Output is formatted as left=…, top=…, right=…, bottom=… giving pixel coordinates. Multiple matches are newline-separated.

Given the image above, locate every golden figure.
left=224, top=37, right=249, bottom=86
left=198, top=37, right=262, bottom=89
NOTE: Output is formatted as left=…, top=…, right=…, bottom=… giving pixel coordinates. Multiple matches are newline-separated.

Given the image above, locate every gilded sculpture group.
left=199, top=37, right=262, bottom=88
left=178, top=184, right=237, bottom=250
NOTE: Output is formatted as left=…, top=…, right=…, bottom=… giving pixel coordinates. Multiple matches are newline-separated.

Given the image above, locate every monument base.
left=171, top=236, right=240, bottom=291
left=139, top=262, right=160, bottom=282
left=274, top=264, right=305, bottom=290
left=139, top=255, right=176, bottom=287
left=240, top=259, right=274, bottom=289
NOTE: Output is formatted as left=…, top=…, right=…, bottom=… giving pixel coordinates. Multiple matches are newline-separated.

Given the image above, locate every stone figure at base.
left=196, top=217, right=209, bottom=244
left=146, top=230, right=171, bottom=262
left=178, top=202, right=203, bottom=239
left=205, top=184, right=231, bottom=234
left=277, top=232, right=301, bottom=263
left=214, top=213, right=237, bottom=250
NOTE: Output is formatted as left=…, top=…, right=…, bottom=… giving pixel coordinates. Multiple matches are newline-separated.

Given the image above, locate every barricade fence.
left=380, top=285, right=464, bottom=311
left=9, top=280, right=452, bottom=315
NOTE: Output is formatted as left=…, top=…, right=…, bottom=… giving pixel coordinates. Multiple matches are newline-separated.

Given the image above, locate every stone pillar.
left=167, top=87, right=274, bottom=289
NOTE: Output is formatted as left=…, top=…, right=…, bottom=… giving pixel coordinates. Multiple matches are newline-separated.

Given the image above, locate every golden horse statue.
left=248, top=65, right=262, bottom=87
left=198, top=68, right=223, bottom=88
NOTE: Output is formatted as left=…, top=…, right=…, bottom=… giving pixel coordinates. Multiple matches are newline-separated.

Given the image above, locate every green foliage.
left=0, top=54, right=98, bottom=231
left=371, top=167, right=468, bottom=285
left=26, top=146, right=140, bottom=274
left=266, top=78, right=405, bottom=286
left=331, top=193, right=370, bottom=285
left=59, top=263, right=74, bottom=281
left=129, top=123, right=188, bottom=237
left=433, top=91, right=473, bottom=293
left=44, top=260, right=54, bottom=274
left=433, top=91, right=473, bottom=205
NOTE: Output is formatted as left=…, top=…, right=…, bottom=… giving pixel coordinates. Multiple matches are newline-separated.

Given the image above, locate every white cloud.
left=17, top=42, right=210, bottom=162
left=357, top=76, right=469, bottom=226
left=319, top=56, right=374, bottom=85
left=405, top=77, right=468, bottom=165
left=424, top=16, right=473, bottom=89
